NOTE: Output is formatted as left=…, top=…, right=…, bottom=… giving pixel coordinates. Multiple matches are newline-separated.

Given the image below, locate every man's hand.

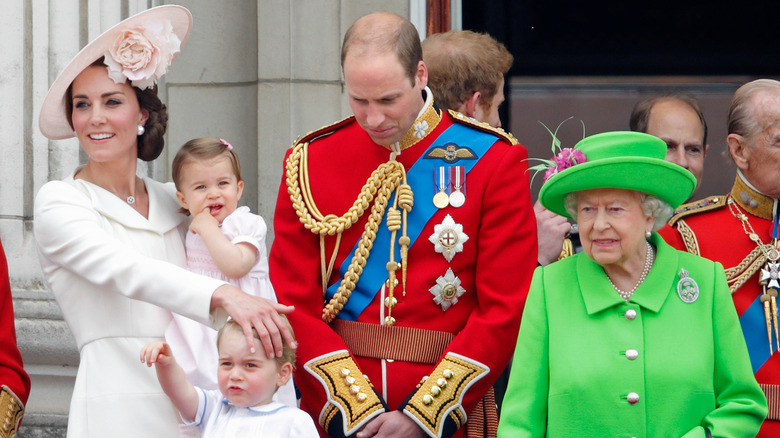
left=211, top=285, right=296, bottom=358
left=356, top=411, right=426, bottom=438
left=534, top=200, right=571, bottom=266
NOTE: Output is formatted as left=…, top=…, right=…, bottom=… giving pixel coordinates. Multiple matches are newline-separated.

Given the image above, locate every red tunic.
left=659, top=174, right=778, bottom=437
left=0, top=238, right=30, bottom=437
left=270, top=102, right=536, bottom=438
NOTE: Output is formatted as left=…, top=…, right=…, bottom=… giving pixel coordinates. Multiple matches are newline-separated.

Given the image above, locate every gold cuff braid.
left=403, top=353, right=489, bottom=438
left=304, top=351, right=385, bottom=436
left=0, top=386, right=23, bottom=438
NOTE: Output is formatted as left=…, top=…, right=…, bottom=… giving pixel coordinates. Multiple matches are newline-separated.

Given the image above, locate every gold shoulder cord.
left=286, top=141, right=412, bottom=323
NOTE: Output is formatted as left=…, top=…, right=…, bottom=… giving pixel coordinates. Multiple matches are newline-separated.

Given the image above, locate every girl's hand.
left=140, top=341, right=174, bottom=367
left=189, top=207, right=219, bottom=236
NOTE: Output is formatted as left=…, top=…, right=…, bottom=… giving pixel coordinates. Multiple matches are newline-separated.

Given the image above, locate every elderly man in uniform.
left=0, top=238, right=30, bottom=438
left=630, top=94, right=710, bottom=197
left=269, top=12, right=537, bottom=438
left=659, top=79, right=780, bottom=436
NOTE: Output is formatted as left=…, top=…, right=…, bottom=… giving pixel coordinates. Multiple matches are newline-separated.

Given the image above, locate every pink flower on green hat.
left=543, top=148, right=587, bottom=182
left=104, top=19, right=181, bottom=90
left=527, top=117, right=587, bottom=185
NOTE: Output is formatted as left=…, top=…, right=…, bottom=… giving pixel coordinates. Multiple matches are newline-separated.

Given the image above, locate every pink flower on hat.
left=527, top=117, right=588, bottom=185
left=543, top=148, right=587, bottom=182
left=104, top=19, right=181, bottom=90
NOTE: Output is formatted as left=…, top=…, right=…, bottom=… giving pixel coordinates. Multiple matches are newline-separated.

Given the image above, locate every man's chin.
left=365, top=129, right=401, bottom=146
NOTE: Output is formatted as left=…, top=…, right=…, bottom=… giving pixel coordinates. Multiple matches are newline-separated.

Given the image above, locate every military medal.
left=429, top=214, right=469, bottom=262
left=430, top=268, right=466, bottom=311
left=448, top=166, right=465, bottom=208
left=676, top=268, right=699, bottom=303
left=433, top=166, right=450, bottom=208
left=760, top=255, right=780, bottom=354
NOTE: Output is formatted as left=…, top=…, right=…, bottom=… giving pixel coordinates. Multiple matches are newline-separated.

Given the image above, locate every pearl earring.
left=137, top=124, right=145, bottom=136
left=645, top=230, right=652, bottom=238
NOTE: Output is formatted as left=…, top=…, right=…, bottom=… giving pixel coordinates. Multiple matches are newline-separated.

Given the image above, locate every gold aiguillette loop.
left=761, top=290, right=774, bottom=356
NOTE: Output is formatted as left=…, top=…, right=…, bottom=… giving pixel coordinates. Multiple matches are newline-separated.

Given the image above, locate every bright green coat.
left=498, top=234, right=767, bottom=437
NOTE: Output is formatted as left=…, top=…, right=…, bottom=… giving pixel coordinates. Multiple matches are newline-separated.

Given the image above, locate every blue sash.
left=326, top=123, right=499, bottom=320
left=740, top=295, right=773, bottom=374
left=740, top=210, right=780, bottom=373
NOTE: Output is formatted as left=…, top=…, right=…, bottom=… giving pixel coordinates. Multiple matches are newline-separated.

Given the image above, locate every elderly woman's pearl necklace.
left=608, top=240, right=654, bottom=301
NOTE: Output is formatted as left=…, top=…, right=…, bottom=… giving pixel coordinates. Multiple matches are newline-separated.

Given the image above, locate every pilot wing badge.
left=424, top=143, right=477, bottom=163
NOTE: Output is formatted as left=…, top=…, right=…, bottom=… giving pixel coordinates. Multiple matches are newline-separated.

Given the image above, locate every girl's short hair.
left=171, top=138, right=243, bottom=213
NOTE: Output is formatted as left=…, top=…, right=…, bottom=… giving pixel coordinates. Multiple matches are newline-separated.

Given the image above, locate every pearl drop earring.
left=137, top=124, right=145, bottom=136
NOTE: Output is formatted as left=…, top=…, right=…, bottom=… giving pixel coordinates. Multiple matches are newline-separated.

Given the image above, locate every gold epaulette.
left=667, top=195, right=727, bottom=226
left=1, top=385, right=24, bottom=438
left=447, top=110, right=518, bottom=145
left=292, top=116, right=356, bottom=146
left=402, top=353, right=489, bottom=438
left=304, top=351, right=385, bottom=437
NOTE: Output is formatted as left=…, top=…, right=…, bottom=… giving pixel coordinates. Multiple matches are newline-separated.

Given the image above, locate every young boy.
left=141, top=318, right=316, bottom=437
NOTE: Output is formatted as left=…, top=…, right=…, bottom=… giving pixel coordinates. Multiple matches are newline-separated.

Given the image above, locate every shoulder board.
left=667, top=195, right=727, bottom=225
left=447, top=109, right=518, bottom=145
left=293, top=116, right=356, bottom=146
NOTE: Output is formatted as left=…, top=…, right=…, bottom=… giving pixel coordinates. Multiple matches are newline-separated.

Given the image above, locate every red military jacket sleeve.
left=270, top=109, right=536, bottom=438
left=0, top=238, right=30, bottom=437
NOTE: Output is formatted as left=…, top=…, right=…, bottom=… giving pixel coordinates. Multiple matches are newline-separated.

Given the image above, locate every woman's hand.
left=211, top=285, right=296, bottom=358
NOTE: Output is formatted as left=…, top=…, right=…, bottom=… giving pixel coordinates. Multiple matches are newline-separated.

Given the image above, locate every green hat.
left=538, top=131, right=696, bottom=218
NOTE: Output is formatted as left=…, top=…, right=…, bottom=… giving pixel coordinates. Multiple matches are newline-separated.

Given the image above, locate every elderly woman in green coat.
left=498, top=131, right=767, bottom=437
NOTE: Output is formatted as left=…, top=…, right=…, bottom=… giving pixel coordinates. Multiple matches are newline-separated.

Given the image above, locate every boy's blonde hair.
left=216, top=316, right=296, bottom=368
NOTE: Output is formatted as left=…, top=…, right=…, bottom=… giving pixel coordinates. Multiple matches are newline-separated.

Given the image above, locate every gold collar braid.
left=731, top=173, right=776, bottom=221
left=285, top=141, right=413, bottom=323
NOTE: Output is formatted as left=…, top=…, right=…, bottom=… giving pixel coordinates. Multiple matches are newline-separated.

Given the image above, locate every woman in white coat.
left=33, top=6, right=295, bottom=437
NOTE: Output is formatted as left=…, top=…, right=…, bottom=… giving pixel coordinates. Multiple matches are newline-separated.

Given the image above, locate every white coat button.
left=627, top=392, right=640, bottom=404
left=625, top=309, right=637, bottom=320
left=625, top=349, right=638, bottom=360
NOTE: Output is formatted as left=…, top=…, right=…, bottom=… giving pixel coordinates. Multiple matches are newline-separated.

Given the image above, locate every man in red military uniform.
left=0, top=238, right=30, bottom=438
left=660, top=79, right=780, bottom=436
left=269, top=12, right=536, bottom=438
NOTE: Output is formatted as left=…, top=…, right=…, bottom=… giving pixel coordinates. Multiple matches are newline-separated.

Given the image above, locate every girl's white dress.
left=165, top=206, right=297, bottom=406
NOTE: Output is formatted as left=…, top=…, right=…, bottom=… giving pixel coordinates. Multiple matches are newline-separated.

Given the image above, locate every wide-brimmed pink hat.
left=38, top=5, right=192, bottom=140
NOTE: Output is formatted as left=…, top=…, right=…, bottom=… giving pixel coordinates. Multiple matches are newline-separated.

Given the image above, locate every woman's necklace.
left=108, top=188, right=136, bottom=205
left=608, top=240, right=654, bottom=301
left=78, top=167, right=137, bottom=205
